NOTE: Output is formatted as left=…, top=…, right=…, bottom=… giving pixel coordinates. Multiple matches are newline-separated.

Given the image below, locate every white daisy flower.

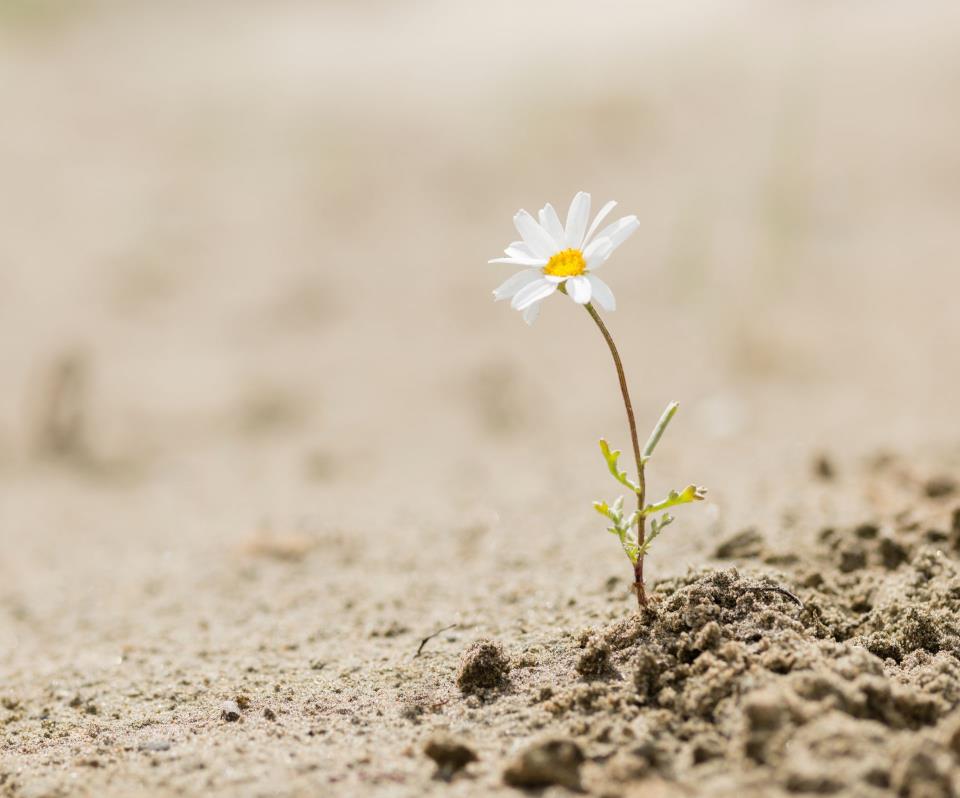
left=490, top=191, right=640, bottom=325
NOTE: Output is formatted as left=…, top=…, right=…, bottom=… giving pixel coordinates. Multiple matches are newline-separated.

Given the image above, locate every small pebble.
left=263, top=707, right=277, bottom=721
left=220, top=700, right=241, bottom=722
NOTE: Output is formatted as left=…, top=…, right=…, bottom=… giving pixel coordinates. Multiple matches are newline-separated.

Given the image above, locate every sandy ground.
left=3, top=1, right=960, bottom=795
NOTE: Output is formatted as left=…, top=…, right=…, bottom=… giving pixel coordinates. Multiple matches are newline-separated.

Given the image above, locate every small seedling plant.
left=490, top=192, right=706, bottom=606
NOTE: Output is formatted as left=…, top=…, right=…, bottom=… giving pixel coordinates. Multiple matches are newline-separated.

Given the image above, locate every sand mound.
left=527, top=524, right=960, bottom=796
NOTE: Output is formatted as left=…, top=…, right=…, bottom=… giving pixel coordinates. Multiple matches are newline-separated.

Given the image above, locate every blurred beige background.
left=1, top=1, right=960, bottom=793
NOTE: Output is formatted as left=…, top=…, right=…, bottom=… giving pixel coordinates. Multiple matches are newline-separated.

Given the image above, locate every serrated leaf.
left=643, top=485, right=708, bottom=516
left=679, top=485, right=708, bottom=502
left=594, top=492, right=640, bottom=564
left=599, top=438, right=639, bottom=492
left=621, top=540, right=640, bottom=563
left=638, top=513, right=675, bottom=557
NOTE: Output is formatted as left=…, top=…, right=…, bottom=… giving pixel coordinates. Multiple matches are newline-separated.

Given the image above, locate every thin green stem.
left=583, top=302, right=647, bottom=606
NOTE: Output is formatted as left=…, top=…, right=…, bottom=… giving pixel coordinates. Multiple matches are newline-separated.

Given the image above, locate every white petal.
left=522, top=302, right=541, bottom=326
left=543, top=274, right=566, bottom=284
left=505, top=241, right=535, bottom=258
left=493, top=269, right=541, bottom=301
left=565, top=275, right=592, bottom=304
left=538, top=203, right=565, bottom=243
left=583, top=236, right=611, bottom=261
left=607, top=215, right=640, bottom=250
left=591, top=215, right=640, bottom=255
left=590, top=216, right=632, bottom=244
left=586, top=244, right=613, bottom=270
left=512, top=277, right=557, bottom=311
left=564, top=191, right=591, bottom=249
left=583, top=200, right=617, bottom=246
left=514, top=210, right=559, bottom=260
left=489, top=256, right=548, bottom=266
left=587, top=274, right=615, bottom=311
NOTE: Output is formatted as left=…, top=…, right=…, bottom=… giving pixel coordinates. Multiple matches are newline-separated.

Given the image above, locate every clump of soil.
left=574, top=634, right=611, bottom=677
left=713, top=527, right=765, bottom=559
left=424, top=733, right=477, bottom=781
left=456, top=639, right=511, bottom=693
left=530, top=515, right=960, bottom=797
left=502, top=738, right=584, bottom=790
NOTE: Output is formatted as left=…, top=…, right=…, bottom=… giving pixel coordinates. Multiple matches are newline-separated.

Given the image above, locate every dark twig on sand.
left=414, top=624, right=457, bottom=658
left=744, top=585, right=804, bottom=609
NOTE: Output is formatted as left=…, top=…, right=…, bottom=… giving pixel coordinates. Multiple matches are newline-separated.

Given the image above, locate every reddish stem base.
left=633, top=559, right=647, bottom=607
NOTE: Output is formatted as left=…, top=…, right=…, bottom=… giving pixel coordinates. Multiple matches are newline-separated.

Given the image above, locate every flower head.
left=490, top=192, right=639, bottom=324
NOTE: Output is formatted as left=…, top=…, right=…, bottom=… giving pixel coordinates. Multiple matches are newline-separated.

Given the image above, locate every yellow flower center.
left=543, top=248, right=586, bottom=278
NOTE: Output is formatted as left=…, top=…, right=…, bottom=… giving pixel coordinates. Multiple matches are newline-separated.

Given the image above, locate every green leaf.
left=652, top=513, right=674, bottom=535
left=593, top=500, right=614, bottom=521
left=594, top=493, right=640, bottom=564
left=679, top=484, right=707, bottom=502
left=642, top=485, right=707, bottom=516
left=642, top=401, right=679, bottom=460
left=638, top=513, right=674, bottom=556
left=599, top=439, right=639, bottom=492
